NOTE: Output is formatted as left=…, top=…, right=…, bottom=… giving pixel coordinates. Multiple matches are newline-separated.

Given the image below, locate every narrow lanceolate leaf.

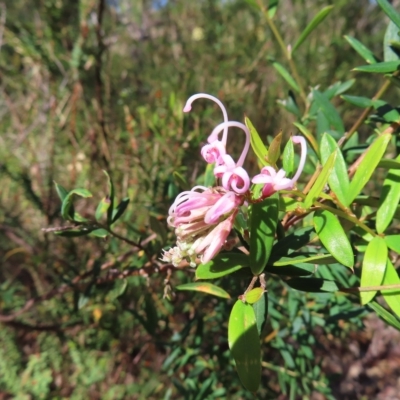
left=382, top=259, right=400, bottom=319
left=245, top=117, right=268, bottom=167
left=360, top=237, right=388, bottom=305
left=341, top=95, right=374, bottom=108
left=376, top=155, right=400, bottom=233
left=271, top=61, right=300, bottom=93
left=176, top=282, right=230, bottom=299
left=54, top=182, right=69, bottom=202
left=303, top=151, right=337, bottom=209
left=347, top=134, right=391, bottom=204
left=228, top=300, right=261, bottom=392
left=61, top=188, right=92, bottom=221
left=292, top=6, right=334, bottom=53
left=378, top=159, right=400, bottom=169
left=384, top=21, right=400, bottom=62
left=282, top=138, right=295, bottom=176
left=252, top=292, right=268, bottom=335
left=250, top=193, right=279, bottom=275
left=111, top=198, right=130, bottom=224
left=353, top=61, right=400, bottom=73
left=267, top=130, right=282, bottom=165
left=344, top=36, right=378, bottom=64
left=369, top=301, right=400, bottom=331
left=384, top=235, right=400, bottom=254
left=103, top=171, right=115, bottom=225
left=377, top=0, right=400, bottom=30
left=312, top=90, right=345, bottom=133
left=313, top=210, right=354, bottom=269
left=320, top=134, right=350, bottom=206
left=195, top=252, right=249, bottom=280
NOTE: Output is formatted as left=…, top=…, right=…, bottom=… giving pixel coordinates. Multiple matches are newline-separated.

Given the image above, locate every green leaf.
left=228, top=300, right=261, bottom=392
left=285, top=278, right=340, bottom=292
left=176, top=282, right=230, bottom=299
left=292, top=6, right=334, bottom=53
left=376, top=155, right=400, bottom=233
left=377, top=0, right=400, bottom=30
left=245, top=117, right=268, bottom=167
left=203, top=163, right=216, bottom=187
left=272, top=253, right=337, bottom=266
left=382, top=259, right=400, bottom=318
left=282, top=138, right=295, bottom=176
left=312, top=90, right=345, bottom=133
left=252, top=292, right=268, bottom=335
left=324, top=79, right=355, bottom=98
left=111, top=198, right=130, bottom=224
left=89, top=228, right=109, bottom=238
left=384, top=21, right=400, bottom=62
left=353, top=61, right=400, bottom=73
left=271, top=61, right=300, bottom=93
left=369, top=301, right=400, bottom=331
left=245, top=288, right=265, bottom=305
left=360, top=237, right=388, bottom=305
left=266, top=263, right=315, bottom=277
left=267, top=130, right=282, bottom=165
left=341, top=95, right=374, bottom=108
left=344, top=35, right=378, bottom=64
left=54, top=182, right=69, bottom=202
left=320, top=134, right=350, bottom=206
left=250, top=193, right=279, bottom=275
left=95, top=197, right=112, bottom=222
left=379, top=159, right=400, bottom=169
left=61, top=189, right=92, bottom=221
left=103, top=171, right=115, bottom=225
left=196, top=253, right=249, bottom=279
left=267, top=0, right=279, bottom=18
left=303, top=151, right=337, bottom=209
left=277, top=92, right=301, bottom=118
left=384, top=235, right=400, bottom=253
left=313, top=210, right=354, bottom=268
left=347, top=134, right=391, bottom=204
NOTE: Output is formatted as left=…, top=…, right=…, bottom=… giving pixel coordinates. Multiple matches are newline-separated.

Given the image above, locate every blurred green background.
left=1, top=0, right=398, bottom=399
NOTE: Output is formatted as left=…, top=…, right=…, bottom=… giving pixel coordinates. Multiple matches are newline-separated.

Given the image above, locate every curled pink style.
left=183, top=93, right=229, bottom=145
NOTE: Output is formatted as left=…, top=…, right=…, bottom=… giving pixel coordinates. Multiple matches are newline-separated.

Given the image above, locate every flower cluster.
left=161, top=94, right=307, bottom=267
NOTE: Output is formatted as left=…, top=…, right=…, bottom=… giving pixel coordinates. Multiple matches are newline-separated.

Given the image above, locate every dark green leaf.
left=111, top=198, right=130, bottom=224
left=312, top=90, right=344, bottom=133
left=250, top=193, right=279, bottom=275
left=341, top=95, right=374, bottom=108
left=384, top=20, right=400, bottom=62
left=286, top=278, right=340, bottom=292
left=61, top=189, right=92, bottom=221
left=377, top=0, right=400, bottom=30
left=54, top=182, right=68, bottom=202
left=103, top=171, right=115, bottom=225
left=196, top=252, right=249, bottom=279
left=89, top=228, right=109, bottom=238
left=271, top=61, right=300, bottom=93
left=252, top=292, right=268, bottom=334
left=369, top=301, right=400, bottom=331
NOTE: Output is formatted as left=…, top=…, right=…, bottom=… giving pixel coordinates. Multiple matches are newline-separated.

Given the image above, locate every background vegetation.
left=1, top=0, right=400, bottom=399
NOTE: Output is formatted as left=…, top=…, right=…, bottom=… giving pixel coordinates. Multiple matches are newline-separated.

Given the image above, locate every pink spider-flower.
left=252, top=136, right=307, bottom=198
left=183, top=93, right=230, bottom=165
left=162, top=186, right=244, bottom=266
left=209, top=121, right=251, bottom=194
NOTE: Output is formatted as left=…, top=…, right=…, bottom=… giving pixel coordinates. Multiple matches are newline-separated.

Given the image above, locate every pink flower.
left=164, top=186, right=243, bottom=266
left=252, top=136, right=307, bottom=198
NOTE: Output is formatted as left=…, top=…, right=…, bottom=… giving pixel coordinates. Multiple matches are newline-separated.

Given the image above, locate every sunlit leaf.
left=282, top=138, right=295, bottom=176
left=382, top=259, right=400, bottom=318
left=303, top=151, right=337, bottom=209
left=360, top=237, right=388, bottom=304
left=347, top=134, right=391, bottom=204
left=267, top=130, right=282, bottom=165
left=245, top=117, right=268, bottom=167
left=376, top=155, right=400, bottom=233
left=320, top=133, right=349, bottom=206
left=245, top=287, right=265, bottom=304
left=176, top=282, right=230, bottom=299
left=228, top=300, right=261, bottom=392
left=353, top=61, right=400, bottom=73
left=313, top=209, right=354, bottom=269
left=384, top=235, right=400, bottom=253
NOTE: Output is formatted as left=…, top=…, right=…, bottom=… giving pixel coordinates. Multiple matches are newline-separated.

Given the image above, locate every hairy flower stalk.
left=162, top=186, right=243, bottom=266
left=252, top=136, right=307, bottom=198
